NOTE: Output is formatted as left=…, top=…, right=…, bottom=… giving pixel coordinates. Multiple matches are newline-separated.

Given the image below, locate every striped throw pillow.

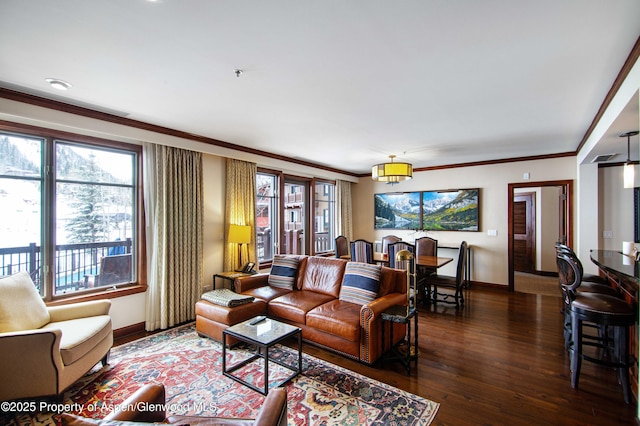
left=339, top=262, right=381, bottom=305
left=268, top=255, right=300, bottom=290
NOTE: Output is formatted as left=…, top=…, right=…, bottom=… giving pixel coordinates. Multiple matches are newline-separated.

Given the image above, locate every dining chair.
left=430, top=241, right=467, bottom=309
left=415, top=236, right=438, bottom=305
left=381, top=235, right=402, bottom=254
left=335, top=235, right=350, bottom=259
left=350, top=239, right=374, bottom=264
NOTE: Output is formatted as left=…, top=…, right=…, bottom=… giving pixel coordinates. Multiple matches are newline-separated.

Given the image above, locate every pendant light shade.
left=372, top=155, right=413, bottom=184
left=620, top=131, right=638, bottom=189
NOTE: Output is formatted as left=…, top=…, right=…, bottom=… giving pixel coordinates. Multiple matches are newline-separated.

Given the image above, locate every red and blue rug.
left=4, top=323, right=439, bottom=425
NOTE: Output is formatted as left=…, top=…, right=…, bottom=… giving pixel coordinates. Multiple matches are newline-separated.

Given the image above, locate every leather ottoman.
left=195, top=298, right=267, bottom=346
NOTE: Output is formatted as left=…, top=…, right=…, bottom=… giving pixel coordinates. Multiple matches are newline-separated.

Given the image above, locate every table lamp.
left=395, top=248, right=419, bottom=358
left=228, top=224, right=252, bottom=266
left=395, top=249, right=416, bottom=307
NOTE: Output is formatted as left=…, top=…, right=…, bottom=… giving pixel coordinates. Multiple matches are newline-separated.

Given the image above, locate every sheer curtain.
left=143, top=143, right=203, bottom=331
left=336, top=180, right=353, bottom=240
left=224, top=158, right=257, bottom=271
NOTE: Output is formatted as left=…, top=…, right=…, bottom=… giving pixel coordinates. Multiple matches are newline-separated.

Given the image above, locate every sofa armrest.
left=0, top=329, right=64, bottom=400
left=254, top=387, right=288, bottom=426
left=235, top=273, right=269, bottom=293
left=360, top=292, right=407, bottom=327
left=104, top=383, right=166, bottom=422
left=48, top=300, right=112, bottom=322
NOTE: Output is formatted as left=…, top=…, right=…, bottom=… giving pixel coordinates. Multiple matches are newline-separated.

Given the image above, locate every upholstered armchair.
left=61, top=383, right=288, bottom=426
left=0, top=271, right=113, bottom=401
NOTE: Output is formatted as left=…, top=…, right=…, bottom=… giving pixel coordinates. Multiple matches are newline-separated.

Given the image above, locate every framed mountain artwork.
left=374, top=192, right=421, bottom=230
left=422, top=188, right=479, bottom=231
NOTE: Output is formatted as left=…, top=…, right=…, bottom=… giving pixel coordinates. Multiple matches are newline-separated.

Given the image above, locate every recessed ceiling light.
left=45, top=78, right=72, bottom=91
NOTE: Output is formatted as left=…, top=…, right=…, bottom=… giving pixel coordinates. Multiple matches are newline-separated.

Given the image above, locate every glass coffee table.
left=222, top=316, right=302, bottom=395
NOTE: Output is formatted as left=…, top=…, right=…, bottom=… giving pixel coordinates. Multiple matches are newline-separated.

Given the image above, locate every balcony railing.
left=256, top=228, right=334, bottom=263
left=0, top=239, right=132, bottom=293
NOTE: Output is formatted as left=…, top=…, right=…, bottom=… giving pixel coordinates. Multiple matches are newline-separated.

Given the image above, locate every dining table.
left=373, top=252, right=454, bottom=269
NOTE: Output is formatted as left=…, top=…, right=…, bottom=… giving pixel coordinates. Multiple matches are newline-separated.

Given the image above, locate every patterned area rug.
left=3, top=323, right=439, bottom=425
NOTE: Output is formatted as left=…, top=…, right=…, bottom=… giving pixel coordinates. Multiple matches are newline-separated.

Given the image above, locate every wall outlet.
left=603, top=230, right=613, bottom=239
left=487, top=229, right=498, bottom=236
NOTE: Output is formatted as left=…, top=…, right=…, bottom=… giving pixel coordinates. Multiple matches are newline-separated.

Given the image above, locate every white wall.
left=352, top=157, right=578, bottom=286
left=540, top=186, right=561, bottom=272
left=599, top=165, right=637, bottom=250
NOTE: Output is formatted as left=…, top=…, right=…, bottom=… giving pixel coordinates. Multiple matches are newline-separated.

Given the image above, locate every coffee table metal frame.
left=222, top=317, right=302, bottom=395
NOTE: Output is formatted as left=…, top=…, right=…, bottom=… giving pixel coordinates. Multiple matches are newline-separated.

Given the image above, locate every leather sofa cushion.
left=306, top=300, right=361, bottom=342
left=242, top=285, right=291, bottom=303
left=0, top=271, right=51, bottom=332
left=43, top=315, right=112, bottom=365
left=268, top=291, right=335, bottom=324
left=299, top=257, right=347, bottom=298
left=379, top=266, right=405, bottom=296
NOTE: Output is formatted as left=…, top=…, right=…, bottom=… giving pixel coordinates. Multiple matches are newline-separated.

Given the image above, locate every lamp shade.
left=624, top=163, right=635, bottom=189
left=621, top=131, right=639, bottom=189
left=228, top=224, right=251, bottom=244
left=372, top=155, right=412, bottom=183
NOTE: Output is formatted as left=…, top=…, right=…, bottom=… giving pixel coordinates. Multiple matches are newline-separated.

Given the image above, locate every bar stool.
left=557, top=251, right=623, bottom=346
left=557, top=253, right=636, bottom=403
left=555, top=243, right=611, bottom=286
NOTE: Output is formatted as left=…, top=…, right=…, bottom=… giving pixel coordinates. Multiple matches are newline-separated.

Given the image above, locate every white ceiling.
left=1, top=0, right=639, bottom=175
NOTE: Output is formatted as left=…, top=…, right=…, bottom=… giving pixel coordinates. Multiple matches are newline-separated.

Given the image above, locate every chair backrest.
left=388, top=242, right=416, bottom=289
left=98, top=254, right=132, bottom=286
left=415, top=237, right=437, bottom=257
left=381, top=235, right=402, bottom=254
left=335, top=235, right=349, bottom=258
left=350, top=239, right=374, bottom=264
left=388, top=242, right=415, bottom=270
left=454, top=241, right=468, bottom=285
left=554, top=244, right=586, bottom=279
left=556, top=252, right=582, bottom=294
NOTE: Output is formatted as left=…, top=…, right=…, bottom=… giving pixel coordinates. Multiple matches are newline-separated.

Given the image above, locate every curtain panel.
left=143, top=143, right=203, bottom=331
left=337, top=180, right=353, bottom=241
left=224, top=158, right=257, bottom=271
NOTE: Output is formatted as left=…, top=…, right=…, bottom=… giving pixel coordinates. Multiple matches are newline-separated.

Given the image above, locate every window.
left=256, top=172, right=278, bottom=264
left=0, top=130, right=140, bottom=300
left=313, top=181, right=336, bottom=254
left=255, top=171, right=337, bottom=262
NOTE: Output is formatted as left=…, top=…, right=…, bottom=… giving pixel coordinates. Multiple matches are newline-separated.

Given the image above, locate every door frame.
left=507, top=180, right=573, bottom=292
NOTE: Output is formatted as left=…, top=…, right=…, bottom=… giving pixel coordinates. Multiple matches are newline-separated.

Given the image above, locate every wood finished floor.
left=116, top=287, right=637, bottom=425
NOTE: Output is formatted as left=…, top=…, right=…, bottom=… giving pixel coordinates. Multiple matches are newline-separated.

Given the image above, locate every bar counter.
left=590, top=249, right=638, bottom=301
left=590, top=249, right=638, bottom=403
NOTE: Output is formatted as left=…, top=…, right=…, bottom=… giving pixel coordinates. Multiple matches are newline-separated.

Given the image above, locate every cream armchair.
left=0, top=271, right=113, bottom=401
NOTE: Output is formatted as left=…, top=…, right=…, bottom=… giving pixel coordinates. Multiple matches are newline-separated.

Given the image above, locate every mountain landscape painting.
left=374, top=192, right=421, bottom=229
left=422, top=189, right=479, bottom=231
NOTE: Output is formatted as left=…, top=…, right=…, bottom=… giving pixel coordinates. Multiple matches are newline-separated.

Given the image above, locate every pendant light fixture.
left=620, top=131, right=638, bottom=188
left=371, top=155, right=413, bottom=184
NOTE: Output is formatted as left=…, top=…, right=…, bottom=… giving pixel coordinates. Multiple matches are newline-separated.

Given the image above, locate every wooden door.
left=513, top=193, right=535, bottom=272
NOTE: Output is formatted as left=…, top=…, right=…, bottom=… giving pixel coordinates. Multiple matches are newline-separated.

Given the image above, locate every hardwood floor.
left=303, top=287, right=637, bottom=426
left=116, top=287, right=637, bottom=425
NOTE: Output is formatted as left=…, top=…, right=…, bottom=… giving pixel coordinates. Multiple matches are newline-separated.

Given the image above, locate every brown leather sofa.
left=61, top=383, right=287, bottom=426
left=197, top=256, right=408, bottom=365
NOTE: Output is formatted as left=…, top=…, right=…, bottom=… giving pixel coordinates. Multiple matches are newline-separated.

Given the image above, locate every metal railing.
left=0, top=239, right=132, bottom=293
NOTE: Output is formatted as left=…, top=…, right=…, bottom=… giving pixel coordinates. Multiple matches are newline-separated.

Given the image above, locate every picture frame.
left=422, top=188, right=479, bottom=231
left=374, top=192, right=421, bottom=230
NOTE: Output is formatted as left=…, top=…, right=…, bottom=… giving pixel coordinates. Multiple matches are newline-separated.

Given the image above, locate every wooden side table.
left=380, top=304, right=418, bottom=375
left=213, top=272, right=250, bottom=291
